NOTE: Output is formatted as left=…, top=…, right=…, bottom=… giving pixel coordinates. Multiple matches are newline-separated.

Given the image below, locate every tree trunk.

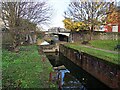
left=89, top=25, right=94, bottom=41
left=8, top=28, right=19, bottom=51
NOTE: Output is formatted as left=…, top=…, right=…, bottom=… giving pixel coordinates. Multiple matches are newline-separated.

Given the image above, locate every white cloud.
left=47, top=0, right=70, bottom=30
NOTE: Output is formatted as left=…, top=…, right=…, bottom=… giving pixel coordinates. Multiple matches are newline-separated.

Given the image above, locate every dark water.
left=45, top=52, right=111, bottom=90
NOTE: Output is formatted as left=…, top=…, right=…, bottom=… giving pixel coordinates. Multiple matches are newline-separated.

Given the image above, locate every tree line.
left=1, top=1, right=52, bottom=49
left=63, top=0, right=118, bottom=40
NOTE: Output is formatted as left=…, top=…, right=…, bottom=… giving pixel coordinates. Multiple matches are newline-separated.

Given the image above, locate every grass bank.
left=89, top=40, right=119, bottom=51
left=2, top=45, right=57, bottom=89
left=65, top=41, right=119, bottom=65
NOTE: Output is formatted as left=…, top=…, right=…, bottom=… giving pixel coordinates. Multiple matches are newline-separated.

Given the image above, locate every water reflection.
left=46, top=52, right=110, bottom=90
left=46, top=52, right=87, bottom=90
left=59, top=69, right=70, bottom=86
left=58, top=69, right=86, bottom=90
left=52, top=68, right=87, bottom=90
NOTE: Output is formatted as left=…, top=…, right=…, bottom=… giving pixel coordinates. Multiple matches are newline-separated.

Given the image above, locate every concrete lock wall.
left=59, top=44, right=120, bottom=89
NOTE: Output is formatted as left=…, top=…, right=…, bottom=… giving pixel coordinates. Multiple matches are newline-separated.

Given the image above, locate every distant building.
left=95, top=25, right=119, bottom=32
left=104, top=3, right=120, bottom=32
left=48, top=27, right=67, bottom=33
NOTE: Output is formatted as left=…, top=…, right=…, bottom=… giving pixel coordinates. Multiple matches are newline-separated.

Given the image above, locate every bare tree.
left=64, top=0, right=113, bottom=40
left=20, top=1, right=52, bottom=25
left=1, top=1, right=52, bottom=47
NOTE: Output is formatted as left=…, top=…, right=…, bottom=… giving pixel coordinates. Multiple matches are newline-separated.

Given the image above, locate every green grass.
left=65, top=43, right=119, bottom=65
left=2, top=45, right=57, bottom=88
left=89, top=40, right=119, bottom=51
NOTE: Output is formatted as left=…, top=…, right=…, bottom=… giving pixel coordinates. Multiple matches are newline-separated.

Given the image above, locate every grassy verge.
left=65, top=43, right=119, bottom=65
left=89, top=40, right=119, bottom=51
left=2, top=45, right=57, bottom=89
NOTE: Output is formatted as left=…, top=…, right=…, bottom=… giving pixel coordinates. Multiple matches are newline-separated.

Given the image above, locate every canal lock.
left=45, top=52, right=87, bottom=90
left=45, top=51, right=111, bottom=90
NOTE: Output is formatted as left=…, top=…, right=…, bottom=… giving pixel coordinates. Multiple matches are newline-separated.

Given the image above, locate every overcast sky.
left=43, top=0, right=120, bottom=30
left=42, top=0, right=70, bottom=30
left=0, top=0, right=120, bottom=30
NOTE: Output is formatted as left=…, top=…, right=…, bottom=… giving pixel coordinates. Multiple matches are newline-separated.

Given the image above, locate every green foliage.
left=37, top=34, right=43, bottom=39
left=2, top=45, right=55, bottom=88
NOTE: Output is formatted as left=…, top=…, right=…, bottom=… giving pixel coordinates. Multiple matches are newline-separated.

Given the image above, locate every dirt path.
left=81, top=45, right=119, bottom=54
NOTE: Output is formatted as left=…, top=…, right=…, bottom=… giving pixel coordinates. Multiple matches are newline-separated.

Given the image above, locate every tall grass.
left=2, top=45, right=54, bottom=88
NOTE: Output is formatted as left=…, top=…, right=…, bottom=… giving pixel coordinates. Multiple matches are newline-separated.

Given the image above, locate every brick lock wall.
left=59, top=44, right=120, bottom=89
